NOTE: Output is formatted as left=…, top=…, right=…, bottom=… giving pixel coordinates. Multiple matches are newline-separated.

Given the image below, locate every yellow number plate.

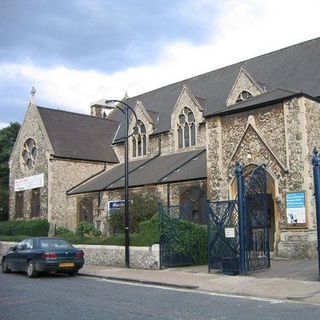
left=59, top=262, right=75, bottom=268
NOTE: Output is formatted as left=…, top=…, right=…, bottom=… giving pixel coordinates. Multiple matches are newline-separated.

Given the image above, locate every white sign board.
left=225, top=227, right=235, bottom=238
left=14, top=174, right=44, bottom=192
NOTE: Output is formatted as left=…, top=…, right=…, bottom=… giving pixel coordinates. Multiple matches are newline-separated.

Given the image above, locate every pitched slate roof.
left=109, top=38, right=320, bottom=137
left=209, top=88, right=300, bottom=116
left=68, top=148, right=206, bottom=195
left=37, top=106, right=119, bottom=163
left=68, top=156, right=154, bottom=194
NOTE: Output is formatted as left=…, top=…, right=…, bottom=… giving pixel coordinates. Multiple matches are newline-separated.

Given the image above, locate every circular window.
left=21, top=138, right=37, bottom=171
left=236, top=90, right=253, bottom=103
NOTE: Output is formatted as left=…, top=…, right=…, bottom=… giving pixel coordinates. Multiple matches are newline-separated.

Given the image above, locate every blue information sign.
left=108, top=200, right=126, bottom=210
left=285, top=192, right=306, bottom=224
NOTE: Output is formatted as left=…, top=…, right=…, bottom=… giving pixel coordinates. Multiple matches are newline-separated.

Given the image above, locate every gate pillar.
left=312, top=149, right=320, bottom=278
left=235, top=161, right=246, bottom=275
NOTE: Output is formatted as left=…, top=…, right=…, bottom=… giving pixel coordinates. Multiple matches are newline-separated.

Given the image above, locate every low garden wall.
left=0, top=241, right=160, bottom=270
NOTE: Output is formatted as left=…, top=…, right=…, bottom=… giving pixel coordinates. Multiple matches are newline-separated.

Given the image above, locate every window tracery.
left=177, top=107, right=196, bottom=148
left=21, top=138, right=37, bottom=171
left=132, top=120, right=147, bottom=157
left=236, top=90, right=253, bottom=103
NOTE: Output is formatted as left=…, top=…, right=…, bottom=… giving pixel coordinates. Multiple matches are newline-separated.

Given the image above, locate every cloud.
left=0, top=0, right=213, bottom=72
left=1, top=0, right=320, bottom=118
left=0, top=122, right=9, bottom=130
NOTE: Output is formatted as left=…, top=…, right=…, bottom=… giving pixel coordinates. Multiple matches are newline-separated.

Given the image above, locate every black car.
left=1, top=237, right=84, bottom=278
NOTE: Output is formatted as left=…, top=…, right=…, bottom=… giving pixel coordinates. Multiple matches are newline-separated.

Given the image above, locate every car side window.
left=25, top=239, right=33, bottom=250
left=16, top=240, right=26, bottom=250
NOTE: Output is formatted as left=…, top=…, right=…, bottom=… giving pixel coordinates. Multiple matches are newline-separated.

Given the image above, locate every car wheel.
left=1, top=259, right=11, bottom=273
left=26, top=261, right=38, bottom=278
left=68, top=270, right=78, bottom=276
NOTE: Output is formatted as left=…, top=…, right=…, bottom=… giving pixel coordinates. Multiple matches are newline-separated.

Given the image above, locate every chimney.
left=90, top=98, right=109, bottom=118
left=90, top=104, right=103, bottom=117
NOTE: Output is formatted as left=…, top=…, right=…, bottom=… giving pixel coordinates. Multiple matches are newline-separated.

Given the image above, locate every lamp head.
left=104, top=100, right=117, bottom=109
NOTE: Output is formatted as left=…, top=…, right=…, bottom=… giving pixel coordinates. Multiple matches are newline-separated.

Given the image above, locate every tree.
left=108, top=189, right=159, bottom=235
left=0, top=122, right=20, bottom=220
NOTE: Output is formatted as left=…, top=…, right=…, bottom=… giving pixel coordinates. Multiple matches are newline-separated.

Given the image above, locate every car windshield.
left=39, top=238, right=73, bottom=249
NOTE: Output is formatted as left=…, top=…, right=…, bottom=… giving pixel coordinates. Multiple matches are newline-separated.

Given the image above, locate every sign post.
left=235, top=161, right=246, bottom=275
left=312, top=150, right=320, bottom=278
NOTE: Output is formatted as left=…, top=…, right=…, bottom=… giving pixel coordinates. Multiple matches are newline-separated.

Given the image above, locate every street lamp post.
left=105, top=99, right=138, bottom=268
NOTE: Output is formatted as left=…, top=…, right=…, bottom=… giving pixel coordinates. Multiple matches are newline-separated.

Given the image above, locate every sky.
left=0, top=0, right=320, bottom=129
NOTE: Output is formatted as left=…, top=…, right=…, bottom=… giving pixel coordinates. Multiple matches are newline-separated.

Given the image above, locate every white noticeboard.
left=286, top=192, right=306, bottom=224
left=14, top=174, right=44, bottom=192
left=225, top=227, right=235, bottom=238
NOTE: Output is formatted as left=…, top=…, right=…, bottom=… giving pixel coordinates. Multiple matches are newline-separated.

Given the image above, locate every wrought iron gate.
left=207, top=163, right=270, bottom=275
left=243, top=165, right=270, bottom=271
left=159, top=205, right=193, bottom=268
left=208, top=200, right=239, bottom=273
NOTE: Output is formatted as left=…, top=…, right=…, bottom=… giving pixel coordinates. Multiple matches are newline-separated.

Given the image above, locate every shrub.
left=0, top=219, right=49, bottom=236
left=13, top=219, right=50, bottom=236
left=76, top=222, right=102, bottom=239
left=132, top=213, right=161, bottom=246
left=189, top=223, right=207, bottom=265
left=108, top=190, right=159, bottom=235
left=55, top=226, right=73, bottom=235
left=0, top=235, right=29, bottom=242
left=104, top=213, right=207, bottom=264
left=159, top=214, right=207, bottom=265
left=58, top=232, right=82, bottom=244
left=0, top=221, right=22, bottom=235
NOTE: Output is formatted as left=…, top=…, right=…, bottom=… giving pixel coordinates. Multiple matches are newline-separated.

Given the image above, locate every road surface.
left=1, top=272, right=319, bottom=320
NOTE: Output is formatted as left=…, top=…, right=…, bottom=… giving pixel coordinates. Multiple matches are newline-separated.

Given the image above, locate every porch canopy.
left=67, top=148, right=206, bottom=195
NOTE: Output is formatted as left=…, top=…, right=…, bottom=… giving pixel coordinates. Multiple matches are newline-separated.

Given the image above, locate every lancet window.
left=132, top=120, right=147, bottom=157
left=177, top=107, right=196, bottom=148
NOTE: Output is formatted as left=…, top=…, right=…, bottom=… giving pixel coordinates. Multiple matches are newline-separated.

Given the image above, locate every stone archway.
left=229, top=164, right=279, bottom=252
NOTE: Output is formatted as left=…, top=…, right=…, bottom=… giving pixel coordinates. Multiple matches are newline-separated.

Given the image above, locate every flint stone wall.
left=206, top=98, right=318, bottom=258
left=49, top=158, right=104, bottom=231
left=9, top=104, right=49, bottom=220
left=0, top=242, right=160, bottom=270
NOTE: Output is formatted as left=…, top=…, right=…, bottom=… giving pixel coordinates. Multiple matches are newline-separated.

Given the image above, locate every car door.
left=5, top=244, right=18, bottom=270
left=20, top=239, right=34, bottom=271
left=9, top=240, right=26, bottom=271
left=15, top=240, right=31, bottom=271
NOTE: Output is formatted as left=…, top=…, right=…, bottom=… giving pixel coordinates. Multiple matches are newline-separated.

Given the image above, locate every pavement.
left=79, top=258, right=320, bottom=305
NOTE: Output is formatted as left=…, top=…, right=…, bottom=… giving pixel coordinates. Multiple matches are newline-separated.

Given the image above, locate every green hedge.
left=0, top=221, right=22, bottom=235
left=0, top=219, right=49, bottom=237
left=0, top=235, right=30, bottom=242
left=54, top=213, right=207, bottom=265
left=189, top=222, right=207, bottom=265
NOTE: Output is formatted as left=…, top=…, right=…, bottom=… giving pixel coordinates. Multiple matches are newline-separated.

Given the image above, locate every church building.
left=9, top=38, right=320, bottom=258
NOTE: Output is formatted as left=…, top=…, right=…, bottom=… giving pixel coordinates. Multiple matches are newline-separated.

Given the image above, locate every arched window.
left=78, top=197, right=93, bottom=224
left=21, top=138, right=37, bottom=171
left=180, top=186, right=207, bottom=224
left=177, top=107, right=196, bottom=148
left=132, top=120, right=147, bottom=157
left=236, top=90, right=253, bottom=103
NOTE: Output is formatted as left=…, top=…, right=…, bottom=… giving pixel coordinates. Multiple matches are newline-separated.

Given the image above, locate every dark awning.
left=68, top=149, right=206, bottom=195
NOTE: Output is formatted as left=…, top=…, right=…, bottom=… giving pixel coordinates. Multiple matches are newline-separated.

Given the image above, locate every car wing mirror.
left=9, top=246, right=16, bottom=252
